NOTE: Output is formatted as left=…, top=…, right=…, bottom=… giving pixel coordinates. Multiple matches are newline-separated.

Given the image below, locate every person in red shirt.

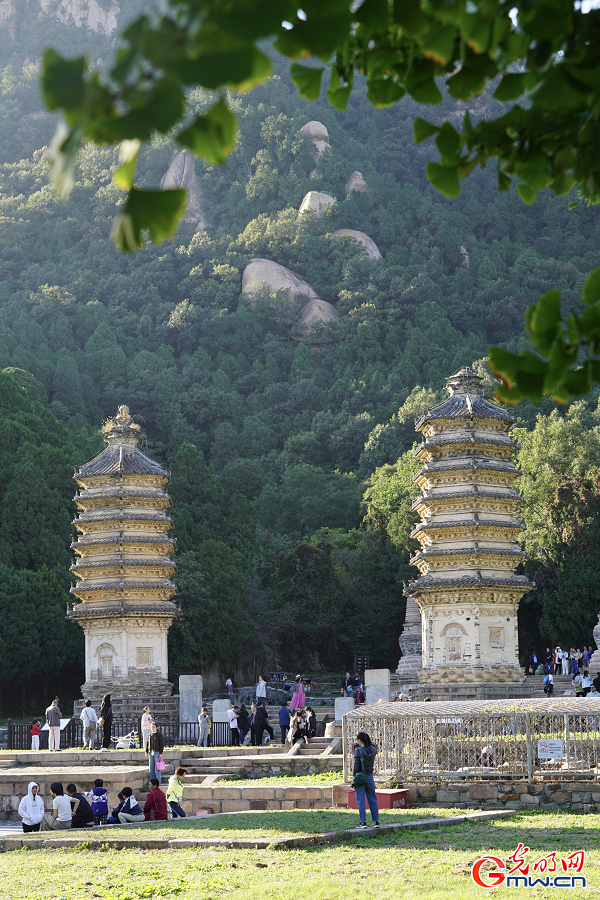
left=143, top=778, right=168, bottom=821
left=30, top=720, right=41, bottom=751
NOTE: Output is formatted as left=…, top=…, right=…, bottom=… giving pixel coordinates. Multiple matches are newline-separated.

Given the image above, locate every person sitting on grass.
left=144, top=778, right=168, bottom=821
left=117, top=787, right=145, bottom=824
left=40, top=782, right=72, bottom=831
left=18, top=782, right=44, bottom=833
left=66, top=783, right=95, bottom=828
left=166, top=767, right=187, bottom=818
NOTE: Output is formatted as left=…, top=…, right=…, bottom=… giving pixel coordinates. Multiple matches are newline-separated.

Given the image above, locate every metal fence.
left=7, top=719, right=233, bottom=751
left=343, top=697, right=600, bottom=781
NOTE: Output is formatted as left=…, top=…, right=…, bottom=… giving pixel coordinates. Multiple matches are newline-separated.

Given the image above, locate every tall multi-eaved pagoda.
left=69, top=406, right=180, bottom=720
left=406, top=367, right=534, bottom=700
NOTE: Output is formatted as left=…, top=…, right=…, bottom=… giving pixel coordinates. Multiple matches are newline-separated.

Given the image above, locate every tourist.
left=578, top=648, right=584, bottom=672
left=197, top=707, right=210, bottom=747
left=18, top=781, right=44, bottom=833
left=341, top=672, right=353, bottom=697
left=227, top=704, right=240, bottom=746
left=289, top=711, right=308, bottom=745
left=529, top=651, right=538, bottom=674
left=570, top=648, right=578, bottom=676
left=255, top=675, right=267, bottom=705
left=553, top=647, right=561, bottom=675
left=535, top=662, right=545, bottom=676
left=89, top=779, right=109, bottom=825
left=108, top=791, right=125, bottom=824
left=254, top=701, right=274, bottom=745
left=80, top=700, right=98, bottom=750
left=145, top=722, right=165, bottom=785
left=40, top=782, right=73, bottom=831
left=582, top=670, right=593, bottom=696
left=45, top=698, right=61, bottom=752
left=544, top=648, right=553, bottom=675
left=30, top=719, right=40, bottom=751
left=141, top=707, right=153, bottom=751
left=543, top=671, right=554, bottom=695
left=144, top=778, right=168, bottom=821
left=356, top=685, right=365, bottom=704
left=66, top=783, right=95, bottom=828
left=352, top=672, right=362, bottom=700
left=353, top=732, right=380, bottom=829
left=117, top=787, right=145, bottom=824
left=166, top=767, right=187, bottom=818
left=278, top=700, right=290, bottom=744
left=237, top=704, right=250, bottom=746
left=289, top=675, right=306, bottom=710
left=305, top=706, right=317, bottom=738
left=572, top=671, right=585, bottom=696
left=593, top=672, right=600, bottom=693
left=250, top=703, right=259, bottom=746
left=561, top=648, right=570, bottom=676
left=99, top=693, right=113, bottom=751
left=226, top=677, right=233, bottom=696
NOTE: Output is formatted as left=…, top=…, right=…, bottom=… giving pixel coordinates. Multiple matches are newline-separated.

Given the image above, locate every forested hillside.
left=1, top=2, right=600, bottom=712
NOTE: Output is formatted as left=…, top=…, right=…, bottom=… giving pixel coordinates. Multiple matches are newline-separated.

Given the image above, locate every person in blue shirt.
left=278, top=701, right=291, bottom=744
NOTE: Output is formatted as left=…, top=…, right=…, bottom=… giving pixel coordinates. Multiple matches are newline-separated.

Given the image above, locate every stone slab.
left=335, top=697, right=355, bottom=721
left=179, top=675, right=203, bottom=725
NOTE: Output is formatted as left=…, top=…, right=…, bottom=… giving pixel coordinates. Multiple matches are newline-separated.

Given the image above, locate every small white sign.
left=537, top=739, right=563, bottom=759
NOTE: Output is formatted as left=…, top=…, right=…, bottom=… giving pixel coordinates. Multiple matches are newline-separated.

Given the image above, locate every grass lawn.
left=222, top=772, right=342, bottom=786
left=2, top=810, right=600, bottom=899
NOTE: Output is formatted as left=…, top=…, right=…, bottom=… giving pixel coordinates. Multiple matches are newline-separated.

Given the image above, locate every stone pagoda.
left=406, top=367, right=534, bottom=700
left=69, top=406, right=180, bottom=720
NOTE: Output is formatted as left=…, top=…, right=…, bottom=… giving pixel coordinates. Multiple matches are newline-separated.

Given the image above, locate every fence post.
left=564, top=714, right=570, bottom=770
left=525, top=712, right=533, bottom=782
left=6, top=719, right=11, bottom=751
left=342, top=717, right=348, bottom=784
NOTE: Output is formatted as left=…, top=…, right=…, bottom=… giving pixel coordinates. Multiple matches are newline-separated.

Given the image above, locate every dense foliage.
left=1, top=6, right=600, bottom=711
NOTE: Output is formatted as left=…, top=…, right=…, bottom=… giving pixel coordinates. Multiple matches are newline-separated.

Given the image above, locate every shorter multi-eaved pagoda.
left=69, top=406, right=180, bottom=720
left=406, top=367, right=534, bottom=701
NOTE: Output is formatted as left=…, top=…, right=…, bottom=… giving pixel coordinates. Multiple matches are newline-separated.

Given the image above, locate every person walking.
left=145, top=722, right=165, bottom=785
left=226, top=677, right=233, bottom=697
left=40, top=782, right=73, bottom=831
left=30, top=719, right=40, bottom=751
left=80, top=700, right=98, bottom=750
left=66, top=784, right=95, bottom=828
left=45, top=699, right=61, bottom=751
left=18, top=782, right=44, bottom=833
left=227, top=705, right=240, bottom=746
left=255, top=675, right=267, bottom=705
left=352, top=673, right=362, bottom=700
left=99, top=694, right=113, bottom=751
left=197, top=708, right=210, bottom=747
left=141, top=707, right=153, bottom=751
left=544, top=648, right=553, bottom=675
left=305, top=706, right=317, bottom=738
left=341, top=672, right=353, bottom=697
left=117, top=787, right=145, bottom=824
left=237, top=704, right=250, bottom=745
left=167, top=767, right=187, bottom=818
left=289, top=675, right=306, bottom=711
left=144, top=778, right=168, bottom=821
left=250, top=704, right=259, bottom=746
left=353, top=732, right=380, bottom=829
left=529, top=651, right=538, bottom=674
left=278, top=701, right=290, bottom=745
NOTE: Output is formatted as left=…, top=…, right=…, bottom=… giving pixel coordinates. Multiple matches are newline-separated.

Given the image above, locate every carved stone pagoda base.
left=417, top=663, right=523, bottom=685
left=413, top=680, right=536, bottom=702
left=74, top=678, right=179, bottom=722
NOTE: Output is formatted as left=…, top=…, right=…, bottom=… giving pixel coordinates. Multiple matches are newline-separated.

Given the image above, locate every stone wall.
left=181, top=784, right=334, bottom=816
left=334, top=779, right=600, bottom=811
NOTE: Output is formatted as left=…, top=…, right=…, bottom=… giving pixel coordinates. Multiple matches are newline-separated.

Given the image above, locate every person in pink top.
left=289, top=675, right=305, bottom=710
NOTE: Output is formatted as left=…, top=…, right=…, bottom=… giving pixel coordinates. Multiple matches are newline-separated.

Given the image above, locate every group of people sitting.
left=18, top=770, right=188, bottom=833
left=530, top=647, right=595, bottom=676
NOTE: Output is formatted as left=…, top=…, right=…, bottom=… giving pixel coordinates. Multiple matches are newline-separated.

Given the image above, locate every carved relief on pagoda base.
left=418, top=665, right=523, bottom=685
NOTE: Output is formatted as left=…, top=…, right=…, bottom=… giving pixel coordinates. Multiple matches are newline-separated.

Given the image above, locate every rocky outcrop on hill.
left=290, top=298, right=337, bottom=343
left=242, top=259, right=338, bottom=341
left=345, top=171, right=369, bottom=194
left=300, top=121, right=331, bottom=161
left=330, top=229, right=382, bottom=260
left=299, top=191, right=335, bottom=218
left=160, top=150, right=208, bottom=233
left=242, top=259, right=320, bottom=309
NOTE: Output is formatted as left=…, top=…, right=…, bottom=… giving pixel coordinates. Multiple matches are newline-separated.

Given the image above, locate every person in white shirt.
left=561, top=649, right=570, bottom=676
left=141, top=707, right=153, bottom=752
left=227, top=705, right=240, bottom=747
left=256, top=676, right=267, bottom=704
left=18, top=782, right=44, bottom=833
left=582, top=670, right=593, bottom=696
left=40, top=782, right=73, bottom=830
left=80, top=700, right=98, bottom=750
left=543, top=672, right=554, bottom=695
left=197, top=708, right=210, bottom=747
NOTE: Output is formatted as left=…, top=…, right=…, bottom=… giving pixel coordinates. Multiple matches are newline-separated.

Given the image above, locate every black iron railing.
left=6, top=719, right=232, bottom=750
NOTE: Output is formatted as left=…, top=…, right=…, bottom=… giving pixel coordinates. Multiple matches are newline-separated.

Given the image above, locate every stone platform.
left=413, top=680, right=537, bottom=702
